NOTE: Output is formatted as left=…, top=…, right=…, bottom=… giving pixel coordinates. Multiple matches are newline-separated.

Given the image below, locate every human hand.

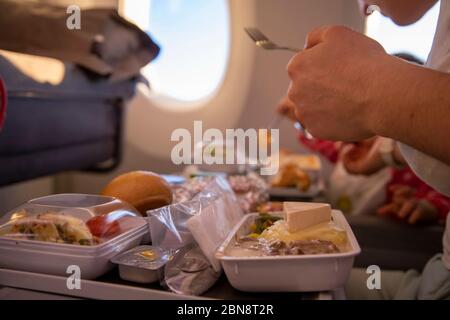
left=276, top=96, right=298, bottom=122
left=287, top=26, right=395, bottom=142
left=377, top=185, right=439, bottom=225
left=341, top=137, right=386, bottom=175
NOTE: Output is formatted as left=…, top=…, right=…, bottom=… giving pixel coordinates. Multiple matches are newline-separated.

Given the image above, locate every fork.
left=267, top=113, right=283, bottom=130
left=244, top=27, right=300, bottom=53
left=245, top=27, right=314, bottom=139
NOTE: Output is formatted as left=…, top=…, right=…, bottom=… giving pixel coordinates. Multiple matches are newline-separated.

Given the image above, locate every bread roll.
left=102, top=171, right=173, bottom=216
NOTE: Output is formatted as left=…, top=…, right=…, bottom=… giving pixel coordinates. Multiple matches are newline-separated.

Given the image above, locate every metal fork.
left=244, top=27, right=300, bottom=53
left=245, top=27, right=313, bottom=139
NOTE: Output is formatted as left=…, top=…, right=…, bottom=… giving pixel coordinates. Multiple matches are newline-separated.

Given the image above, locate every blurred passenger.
left=284, top=0, right=450, bottom=299
left=277, top=79, right=450, bottom=225
left=342, top=137, right=450, bottom=225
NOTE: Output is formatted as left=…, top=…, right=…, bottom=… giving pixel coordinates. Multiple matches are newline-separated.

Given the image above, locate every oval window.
left=123, top=0, right=231, bottom=103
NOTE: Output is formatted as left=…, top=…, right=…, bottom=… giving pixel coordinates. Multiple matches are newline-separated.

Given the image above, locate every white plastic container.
left=215, top=210, right=360, bottom=292
left=0, top=194, right=149, bottom=279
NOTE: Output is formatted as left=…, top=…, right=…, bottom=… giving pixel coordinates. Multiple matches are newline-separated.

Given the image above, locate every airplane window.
left=123, top=0, right=230, bottom=103
left=365, top=2, right=440, bottom=62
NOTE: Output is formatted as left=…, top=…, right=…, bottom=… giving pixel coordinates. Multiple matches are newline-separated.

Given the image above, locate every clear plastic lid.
left=0, top=193, right=144, bottom=246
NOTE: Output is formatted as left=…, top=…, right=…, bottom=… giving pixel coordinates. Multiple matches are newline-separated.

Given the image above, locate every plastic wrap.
left=171, top=177, right=212, bottom=204
left=147, top=176, right=243, bottom=295
left=228, top=173, right=269, bottom=213
left=0, top=194, right=144, bottom=246
left=164, top=245, right=221, bottom=296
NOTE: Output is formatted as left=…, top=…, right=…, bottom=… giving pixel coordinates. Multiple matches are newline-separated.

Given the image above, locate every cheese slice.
left=283, top=202, right=331, bottom=233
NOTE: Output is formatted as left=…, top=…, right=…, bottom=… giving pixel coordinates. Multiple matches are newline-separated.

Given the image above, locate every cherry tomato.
left=86, top=215, right=121, bottom=238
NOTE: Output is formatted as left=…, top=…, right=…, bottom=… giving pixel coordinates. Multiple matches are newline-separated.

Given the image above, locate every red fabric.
left=388, top=168, right=450, bottom=222
left=0, top=78, right=6, bottom=129
left=298, top=134, right=339, bottom=164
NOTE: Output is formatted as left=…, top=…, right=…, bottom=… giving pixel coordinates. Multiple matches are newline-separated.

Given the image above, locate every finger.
left=409, top=201, right=439, bottom=225
left=345, top=144, right=366, bottom=160
left=338, top=143, right=358, bottom=157
left=276, top=100, right=289, bottom=115
left=285, top=97, right=298, bottom=121
left=341, top=150, right=361, bottom=174
left=335, top=142, right=345, bottom=152
left=276, top=96, right=295, bottom=117
left=390, top=185, right=410, bottom=196
left=287, top=80, right=298, bottom=104
left=338, top=143, right=354, bottom=161
left=392, top=189, right=414, bottom=205
left=287, top=86, right=309, bottom=130
left=377, top=203, right=397, bottom=216
left=305, top=25, right=352, bottom=49
left=365, top=137, right=378, bottom=146
left=391, top=193, right=409, bottom=205
left=408, top=208, right=423, bottom=225
left=396, top=186, right=414, bottom=197
left=304, top=25, right=333, bottom=49
left=294, top=108, right=307, bottom=130
left=341, top=146, right=371, bottom=174
left=397, top=200, right=416, bottom=219
left=287, top=51, right=306, bottom=82
left=341, top=142, right=356, bottom=149
left=343, top=160, right=362, bottom=175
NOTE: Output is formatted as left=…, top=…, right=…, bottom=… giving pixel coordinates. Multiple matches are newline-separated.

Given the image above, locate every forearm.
left=369, top=58, right=450, bottom=164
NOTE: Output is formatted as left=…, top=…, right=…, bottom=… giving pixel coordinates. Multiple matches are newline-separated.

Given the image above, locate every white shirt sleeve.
left=398, top=143, right=450, bottom=197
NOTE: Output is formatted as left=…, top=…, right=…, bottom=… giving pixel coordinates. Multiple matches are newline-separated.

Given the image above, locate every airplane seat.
left=348, top=215, right=444, bottom=271
left=0, top=53, right=138, bottom=186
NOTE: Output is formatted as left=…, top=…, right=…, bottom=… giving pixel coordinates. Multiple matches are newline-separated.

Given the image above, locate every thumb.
left=305, top=25, right=344, bottom=49
left=305, top=26, right=330, bottom=49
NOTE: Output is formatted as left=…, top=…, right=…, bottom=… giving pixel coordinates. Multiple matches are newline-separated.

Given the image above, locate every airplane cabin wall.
left=236, top=0, right=364, bottom=151
left=69, top=0, right=364, bottom=195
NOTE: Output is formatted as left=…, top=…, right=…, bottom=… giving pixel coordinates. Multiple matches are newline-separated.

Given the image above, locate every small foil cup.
left=111, top=245, right=172, bottom=284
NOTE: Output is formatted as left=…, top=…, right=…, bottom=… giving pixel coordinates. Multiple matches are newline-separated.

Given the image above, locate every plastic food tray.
left=268, top=182, right=323, bottom=200
left=0, top=268, right=345, bottom=300
left=0, top=225, right=147, bottom=279
left=216, top=210, right=360, bottom=292
left=0, top=194, right=149, bottom=279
